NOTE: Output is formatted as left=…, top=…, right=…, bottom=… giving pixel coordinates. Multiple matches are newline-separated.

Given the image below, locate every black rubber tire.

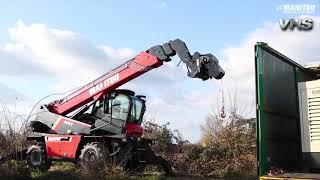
left=26, top=143, right=51, bottom=171
left=79, top=142, right=110, bottom=169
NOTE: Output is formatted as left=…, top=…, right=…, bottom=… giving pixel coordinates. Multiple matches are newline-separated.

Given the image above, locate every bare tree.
left=0, top=104, right=30, bottom=157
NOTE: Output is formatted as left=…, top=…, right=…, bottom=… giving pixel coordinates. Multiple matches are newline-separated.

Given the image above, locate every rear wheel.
left=79, top=142, right=110, bottom=169
left=26, top=143, right=51, bottom=171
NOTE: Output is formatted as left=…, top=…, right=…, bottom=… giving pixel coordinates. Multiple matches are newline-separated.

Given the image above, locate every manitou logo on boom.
left=89, top=73, right=120, bottom=96
left=279, top=18, right=313, bottom=31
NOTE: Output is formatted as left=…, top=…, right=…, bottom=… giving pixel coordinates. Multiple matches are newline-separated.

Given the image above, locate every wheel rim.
left=84, top=150, right=97, bottom=162
left=30, top=150, right=42, bottom=166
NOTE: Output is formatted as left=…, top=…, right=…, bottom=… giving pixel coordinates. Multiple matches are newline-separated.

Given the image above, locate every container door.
left=255, top=42, right=312, bottom=176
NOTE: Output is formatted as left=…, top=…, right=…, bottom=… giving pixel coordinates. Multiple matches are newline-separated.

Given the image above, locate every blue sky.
left=0, top=0, right=320, bottom=142
left=1, top=0, right=317, bottom=51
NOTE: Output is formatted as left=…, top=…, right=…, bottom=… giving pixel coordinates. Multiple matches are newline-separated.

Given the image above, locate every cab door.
left=94, top=94, right=130, bottom=134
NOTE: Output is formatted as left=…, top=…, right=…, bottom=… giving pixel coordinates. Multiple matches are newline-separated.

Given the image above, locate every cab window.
left=110, top=94, right=130, bottom=121
left=127, top=97, right=143, bottom=123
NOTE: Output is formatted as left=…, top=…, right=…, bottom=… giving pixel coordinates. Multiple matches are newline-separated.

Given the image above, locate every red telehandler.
left=0, top=39, right=224, bottom=174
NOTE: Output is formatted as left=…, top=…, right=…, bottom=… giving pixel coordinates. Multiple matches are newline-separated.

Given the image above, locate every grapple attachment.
left=187, top=52, right=224, bottom=80
left=147, top=39, right=225, bottom=81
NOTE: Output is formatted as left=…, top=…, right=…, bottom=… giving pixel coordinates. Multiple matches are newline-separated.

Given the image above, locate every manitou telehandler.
left=0, top=39, right=224, bottom=174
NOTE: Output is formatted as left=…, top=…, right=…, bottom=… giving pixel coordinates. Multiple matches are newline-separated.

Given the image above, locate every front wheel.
left=79, top=142, right=110, bottom=169
left=26, top=143, right=51, bottom=171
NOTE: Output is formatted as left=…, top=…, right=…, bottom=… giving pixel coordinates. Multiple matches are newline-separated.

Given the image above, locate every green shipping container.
left=255, top=42, right=320, bottom=180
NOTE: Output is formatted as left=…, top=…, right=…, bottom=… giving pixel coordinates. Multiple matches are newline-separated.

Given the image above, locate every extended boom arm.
left=47, top=39, right=224, bottom=115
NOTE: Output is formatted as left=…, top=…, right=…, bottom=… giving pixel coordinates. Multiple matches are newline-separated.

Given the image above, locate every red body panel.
left=51, top=117, right=91, bottom=134
left=45, top=135, right=81, bottom=159
left=49, top=52, right=162, bottom=115
left=125, top=123, right=144, bottom=137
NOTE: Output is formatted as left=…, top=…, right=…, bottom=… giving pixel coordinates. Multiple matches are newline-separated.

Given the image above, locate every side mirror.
left=136, top=95, right=146, bottom=102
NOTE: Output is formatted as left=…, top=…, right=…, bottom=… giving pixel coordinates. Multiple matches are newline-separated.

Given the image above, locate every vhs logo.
left=279, top=18, right=313, bottom=31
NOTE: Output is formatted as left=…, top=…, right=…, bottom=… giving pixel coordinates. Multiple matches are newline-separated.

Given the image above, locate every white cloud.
left=2, top=20, right=136, bottom=91
left=0, top=20, right=138, bottom=122
left=219, top=16, right=320, bottom=115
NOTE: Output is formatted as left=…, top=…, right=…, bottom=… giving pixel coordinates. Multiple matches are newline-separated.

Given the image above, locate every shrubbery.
left=0, top=104, right=256, bottom=179
left=143, top=113, right=256, bottom=178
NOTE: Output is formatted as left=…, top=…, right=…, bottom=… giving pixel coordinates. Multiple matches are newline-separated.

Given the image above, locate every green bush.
left=142, top=115, right=256, bottom=178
